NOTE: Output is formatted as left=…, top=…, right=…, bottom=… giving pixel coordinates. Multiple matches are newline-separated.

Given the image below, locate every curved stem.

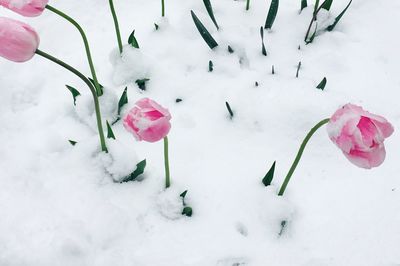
left=161, top=0, right=165, bottom=17
left=164, top=136, right=170, bottom=188
left=108, top=0, right=123, bottom=54
left=45, top=5, right=103, bottom=97
left=278, top=118, right=330, bottom=196
left=35, top=49, right=107, bottom=153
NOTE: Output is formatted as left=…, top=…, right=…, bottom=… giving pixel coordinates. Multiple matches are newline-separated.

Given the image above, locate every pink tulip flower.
left=0, top=17, right=39, bottom=62
left=124, top=98, right=171, bottom=143
left=0, top=0, right=48, bottom=17
left=327, top=104, right=394, bottom=169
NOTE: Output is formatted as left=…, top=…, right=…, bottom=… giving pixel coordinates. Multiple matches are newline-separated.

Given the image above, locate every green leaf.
left=182, top=206, right=193, bottom=217
left=65, top=85, right=81, bottom=106
left=305, top=22, right=318, bottom=44
left=128, top=30, right=140, bottom=49
left=191, top=10, right=219, bottom=50
left=296, top=61, right=301, bottom=78
left=180, top=190, right=188, bottom=199
left=118, top=87, right=128, bottom=116
left=320, top=0, right=333, bottom=10
left=279, top=220, right=287, bottom=236
left=313, top=0, right=320, bottom=15
left=327, top=0, right=352, bottom=31
left=260, top=27, right=267, bottom=56
left=135, top=78, right=150, bottom=91
left=264, top=0, right=279, bottom=29
left=180, top=190, right=188, bottom=206
left=68, top=140, right=77, bottom=146
left=301, top=0, right=307, bottom=10
left=106, top=120, right=116, bottom=140
left=316, top=77, right=327, bottom=90
left=120, top=159, right=147, bottom=183
left=225, top=101, right=234, bottom=119
left=208, top=60, right=214, bottom=72
left=88, top=77, right=104, bottom=96
left=262, top=161, right=276, bottom=187
left=203, top=0, right=219, bottom=30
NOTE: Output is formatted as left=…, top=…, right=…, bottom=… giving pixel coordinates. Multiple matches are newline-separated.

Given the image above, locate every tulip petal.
left=344, top=144, right=386, bottom=169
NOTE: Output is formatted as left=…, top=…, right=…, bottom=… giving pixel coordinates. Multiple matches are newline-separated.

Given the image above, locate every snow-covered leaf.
left=327, top=0, right=352, bottom=31
left=119, top=159, right=146, bottom=183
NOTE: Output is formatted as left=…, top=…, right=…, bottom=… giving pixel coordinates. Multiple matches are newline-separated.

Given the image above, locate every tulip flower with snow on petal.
left=278, top=104, right=394, bottom=196
left=0, top=17, right=39, bottom=62
left=327, top=104, right=394, bottom=169
left=0, top=0, right=48, bottom=17
left=124, top=98, right=172, bottom=188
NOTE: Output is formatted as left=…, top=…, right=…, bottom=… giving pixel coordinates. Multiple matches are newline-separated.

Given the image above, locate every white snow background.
left=1, top=0, right=400, bottom=265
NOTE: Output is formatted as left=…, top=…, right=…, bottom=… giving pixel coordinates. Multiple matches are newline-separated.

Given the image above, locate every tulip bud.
left=0, top=17, right=39, bottom=62
left=0, top=0, right=48, bottom=17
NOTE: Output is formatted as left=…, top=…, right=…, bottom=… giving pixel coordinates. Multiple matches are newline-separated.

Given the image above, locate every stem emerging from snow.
left=45, top=5, right=103, bottom=97
left=164, top=136, right=171, bottom=188
left=35, top=49, right=108, bottom=153
left=278, top=118, right=330, bottom=196
left=246, top=0, right=250, bottom=10
left=161, top=0, right=165, bottom=17
left=108, top=0, right=123, bottom=54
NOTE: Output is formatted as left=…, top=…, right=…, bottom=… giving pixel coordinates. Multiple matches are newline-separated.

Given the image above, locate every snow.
left=1, top=0, right=400, bottom=265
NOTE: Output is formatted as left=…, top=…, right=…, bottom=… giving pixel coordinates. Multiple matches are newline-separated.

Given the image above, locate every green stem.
left=278, top=118, right=330, bottom=196
left=164, top=136, right=170, bottom=188
left=246, top=0, right=250, bottom=10
left=35, top=49, right=107, bottom=153
left=161, top=0, right=165, bottom=17
left=304, top=0, right=325, bottom=42
left=108, top=0, right=123, bottom=54
left=45, top=5, right=103, bottom=97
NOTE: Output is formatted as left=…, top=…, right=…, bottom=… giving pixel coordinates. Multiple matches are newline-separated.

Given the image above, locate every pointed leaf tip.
left=65, top=85, right=81, bottom=106
left=120, top=159, right=147, bottom=183
left=128, top=30, right=140, bottom=48
left=191, top=10, right=218, bottom=50
left=316, top=77, right=327, bottom=90
left=262, top=161, right=276, bottom=187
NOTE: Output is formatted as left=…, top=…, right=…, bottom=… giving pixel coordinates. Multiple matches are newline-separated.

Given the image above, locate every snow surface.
left=1, top=0, right=400, bottom=265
